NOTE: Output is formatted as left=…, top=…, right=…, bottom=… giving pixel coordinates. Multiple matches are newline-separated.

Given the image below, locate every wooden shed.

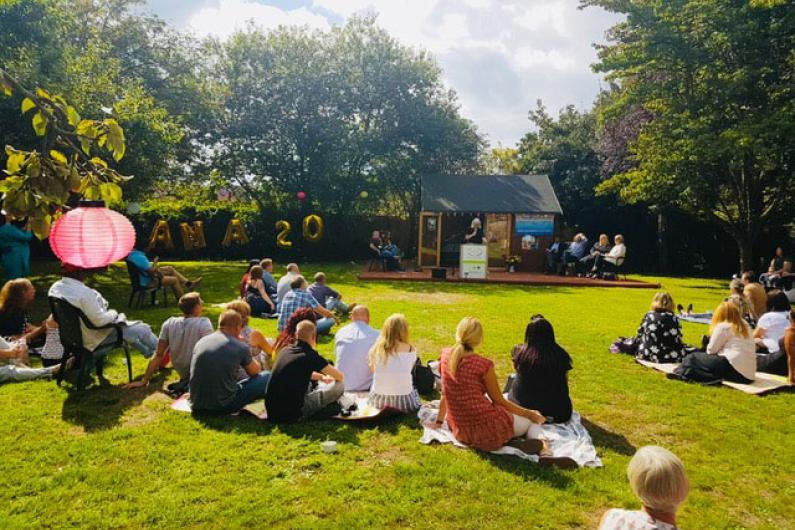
left=417, top=174, right=563, bottom=272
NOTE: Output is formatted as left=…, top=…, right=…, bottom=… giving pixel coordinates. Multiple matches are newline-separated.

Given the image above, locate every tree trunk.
left=734, top=234, right=753, bottom=273
left=657, top=212, right=668, bottom=274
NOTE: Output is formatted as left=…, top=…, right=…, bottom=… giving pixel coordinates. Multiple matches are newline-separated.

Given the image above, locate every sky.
left=141, top=0, right=622, bottom=148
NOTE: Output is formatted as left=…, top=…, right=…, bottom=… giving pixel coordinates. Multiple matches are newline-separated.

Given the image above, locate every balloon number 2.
left=276, top=215, right=325, bottom=248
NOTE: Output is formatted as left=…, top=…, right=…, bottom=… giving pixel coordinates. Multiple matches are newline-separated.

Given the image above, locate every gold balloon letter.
left=275, top=220, right=292, bottom=249
left=147, top=220, right=175, bottom=250
left=180, top=221, right=207, bottom=251
left=222, top=219, right=250, bottom=247
left=302, top=214, right=324, bottom=243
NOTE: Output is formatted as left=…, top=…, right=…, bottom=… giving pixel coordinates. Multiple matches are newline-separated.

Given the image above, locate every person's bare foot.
left=507, top=438, right=544, bottom=455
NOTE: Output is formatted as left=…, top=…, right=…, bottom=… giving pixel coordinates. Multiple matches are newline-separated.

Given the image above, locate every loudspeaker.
left=431, top=267, right=447, bottom=280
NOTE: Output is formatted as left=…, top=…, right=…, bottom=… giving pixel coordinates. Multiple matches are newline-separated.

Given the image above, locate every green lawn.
left=1, top=261, right=792, bottom=529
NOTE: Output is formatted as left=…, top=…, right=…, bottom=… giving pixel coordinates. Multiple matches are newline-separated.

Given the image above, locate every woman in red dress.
left=435, top=317, right=547, bottom=453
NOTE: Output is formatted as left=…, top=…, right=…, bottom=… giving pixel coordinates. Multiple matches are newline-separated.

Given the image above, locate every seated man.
left=189, top=310, right=270, bottom=414
left=259, top=258, right=278, bottom=300
left=127, top=246, right=200, bottom=299
left=265, top=320, right=345, bottom=423
left=379, top=233, right=404, bottom=271
left=759, top=247, right=787, bottom=289
left=560, top=233, right=590, bottom=274
left=544, top=237, right=564, bottom=274
left=308, top=272, right=351, bottom=316
left=333, top=305, right=379, bottom=391
left=48, top=263, right=159, bottom=359
left=276, top=263, right=300, bottom=307
left=369, top=230, right=383, bottom=256
left=278, top=275, right=336, bottom=335
left=124, top=292, right=213, bottom=393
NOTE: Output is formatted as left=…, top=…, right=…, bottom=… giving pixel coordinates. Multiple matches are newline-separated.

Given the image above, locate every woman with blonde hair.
left=599, top=445, right=689, bottom=529
left=435, top=317, right=575, bottom=466
left=673, top=301, right=755, bottom=383
left=367, top=314, right=420, bottom=412
left=635, top=292, right=690, bottom=363
left=225, top=300, right=274, bottom=372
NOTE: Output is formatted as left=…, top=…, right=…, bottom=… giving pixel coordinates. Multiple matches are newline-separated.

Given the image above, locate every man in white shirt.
left=48, top=264, right=159, bottom=359
left=276, top=263, right=300, bottom=306
left=333, top=305, right=379, bottom=391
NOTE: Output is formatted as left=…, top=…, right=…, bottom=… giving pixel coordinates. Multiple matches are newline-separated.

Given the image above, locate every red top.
left=441, top=348, right=514, bottom=451
left=239, top=273, right=250, bottom=299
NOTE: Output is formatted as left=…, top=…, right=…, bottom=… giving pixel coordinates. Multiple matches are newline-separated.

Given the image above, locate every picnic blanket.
left=332, top=393, right=399, bottom=422
left=636, top=359, right=791, bottom=395
left=679, top=312, right=713, bottom=325
left=171, top=393, right=268, bottom=419
left=417, top=402, right=602, bottom=468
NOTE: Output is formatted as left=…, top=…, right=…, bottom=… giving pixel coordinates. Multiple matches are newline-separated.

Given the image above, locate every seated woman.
left=579, top=233, right=611, bottom=273
left=367, top=314, right=420, bottom=413
left=226, top=300, right=275, bottom=372
left=591, top=234, right=626, bottom=277
left=635, top=293, right=690, bottom=364
left=433, top=317, right=575, bottom=467
left=506, top=315, right=573, bottom=423
left=756, top=308, right=794, bottom=383
left=728, top=279, right=754, bottom=326
left=272, top=307, right=317, bottom=353
left=239, top=259, right=261, bottom=299
left=0, top=278, right=44, bottom=346
left=673, top=301, right=755, bottom=384
left=244, top=266, right=276, bottom=317
left=0, top=336, right=64, bottom=383
left=753, top=290, right=790, bottom=353
left=39, top=315, right=64, bottom=367
left=599, top=445, right=689, bottom=530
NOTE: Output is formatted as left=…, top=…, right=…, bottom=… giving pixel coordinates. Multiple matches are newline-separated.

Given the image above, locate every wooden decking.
left=358, top=269, right=660, bottom=289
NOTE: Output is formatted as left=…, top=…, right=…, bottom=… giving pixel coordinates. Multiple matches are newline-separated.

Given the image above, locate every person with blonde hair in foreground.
left=599, top=445, right=689, bottom=529
left=435, top=317, right=576, bottom=468
left=367, top=314, right=420, bottom=412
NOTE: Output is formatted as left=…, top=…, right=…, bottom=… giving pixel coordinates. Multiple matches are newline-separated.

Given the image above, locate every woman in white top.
left=599, top=445, right=689, bottom=530
left=753, top=290, right=791, bottom=353
left=592, top=234, right=627, bottom=276
left=674, top=301, right=755, bottom=383
left=367, top=313, right=421, bottom=412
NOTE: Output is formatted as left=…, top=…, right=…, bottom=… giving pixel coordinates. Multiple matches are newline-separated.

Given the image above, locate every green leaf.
left=5, top=152, right=26, bottom=174
left=100, top=182, right=122, bottom=205
left=90, top=157, right=109, bottom=169
left=21, top=98, right=35, bottom=114
left=31, top=111, right=47, bottom=136
left=66, top=106, right=80, bottom=127
left=0, top=176, right=24, bottom=193
left=35, top=88, right=51, bottom=100
left=49, top=150, right=68, bottom=164
left=29, top=216, right=51, bottom=240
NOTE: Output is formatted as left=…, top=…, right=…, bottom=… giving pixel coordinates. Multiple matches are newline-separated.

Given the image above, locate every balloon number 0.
left=275, top=215, right=325, bottom=248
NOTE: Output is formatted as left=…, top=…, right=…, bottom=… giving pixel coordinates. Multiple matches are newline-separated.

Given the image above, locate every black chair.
left=49, top=296, right=132, bottom=390
left=125, top=259, right=167, bottom=308
left=601, top=255, right=627, bottom=280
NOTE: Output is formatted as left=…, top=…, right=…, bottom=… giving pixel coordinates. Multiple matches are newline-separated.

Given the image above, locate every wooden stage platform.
left=358, top=269, right=660, bottom=289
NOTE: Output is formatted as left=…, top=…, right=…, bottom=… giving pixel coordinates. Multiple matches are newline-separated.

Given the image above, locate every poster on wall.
left=515, top=214, right=554, bottom=237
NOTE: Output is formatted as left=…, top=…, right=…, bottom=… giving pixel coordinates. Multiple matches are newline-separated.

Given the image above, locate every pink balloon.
left=296, top=191, right=306, bottom=200
left=49, top=204, right=136, bottom=268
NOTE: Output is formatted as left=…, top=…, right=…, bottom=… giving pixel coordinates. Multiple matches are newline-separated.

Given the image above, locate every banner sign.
left=514, top=214, right=554, bottom=236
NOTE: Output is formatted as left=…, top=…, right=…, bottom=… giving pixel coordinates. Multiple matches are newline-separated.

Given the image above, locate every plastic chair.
left=125, top=259, right=167, bottom=308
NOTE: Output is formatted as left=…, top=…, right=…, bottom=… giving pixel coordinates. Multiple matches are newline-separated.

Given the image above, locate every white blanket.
left=417, top=403, right=602, bottom=468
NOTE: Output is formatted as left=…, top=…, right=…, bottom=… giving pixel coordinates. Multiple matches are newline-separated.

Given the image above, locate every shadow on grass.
left=581, top=417, right=636, bottom=456
left=476, top=452, right=575, bottom=488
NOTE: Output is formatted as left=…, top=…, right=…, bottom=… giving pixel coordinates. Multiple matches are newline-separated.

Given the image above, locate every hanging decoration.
left=302, top=214, right=325, bottom=243
left=147, top=220, right=175, bottom=250
left=359, top=191, right=368, bottom=199
left=221, top=219, right=250, bottom=247
left=49, top=200, right=136, bottom=269
left=180, top=221, right=207, bottom=251
left=296, top=191, right=306, bottom=201
left=275, top=220, right=293, bottom=248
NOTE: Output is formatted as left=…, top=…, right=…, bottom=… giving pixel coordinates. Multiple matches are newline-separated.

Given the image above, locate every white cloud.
left=187, top=0, right=331, bottom=39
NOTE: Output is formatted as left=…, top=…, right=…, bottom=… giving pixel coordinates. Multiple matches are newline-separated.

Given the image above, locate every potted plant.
left=505, top=254, right=521, bottom=273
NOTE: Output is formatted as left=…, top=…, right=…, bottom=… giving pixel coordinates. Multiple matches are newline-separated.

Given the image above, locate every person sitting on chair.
left=579, top=233, right=611, bottom=274
left=126, top=246, right=200, bottom=298
left=48, top=263, right=160, bottom=359
left=0, top=215, right=32, bottom=281
left=759, top=247, right=787, bottom=289
left=560, top=233, right=590, bottom=274
left=591, top=234, right=626, bottom=277
left=369, top=230, right=383, bottom=256
left=544, top=237, right=565, bottom=274
left=278, top=275, right=337, bottom=335
left=124, top=292, right=213, bottom=393
left=0, top=278, right=44, bottom=346
left=308, top=272, right=351, bottom=316
left=379, top=233, right=404, bottom=271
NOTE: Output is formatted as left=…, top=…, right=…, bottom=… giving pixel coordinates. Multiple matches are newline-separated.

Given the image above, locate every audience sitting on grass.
left=189, top=310, right=270, bottom=414
left=124, top=293, right=213, bottom=394
left=278, top=275, right=336, bottom=335
left=599, top=445, right=689, bottom=530
left=434, top=317, right=575, bottom=467
left=49, top=263, right=159, bottom=359
left=0, top=278, right=43, bottom=345
left=225, top=300, right=275, bottom=372
left=126, top=246, right=200, bottom=298
left=634, top=293, right=691, bottom=364
left=308, top=272, right=352, bottom=316
left=759, top=246, right=788, bottom=289
left=259, top=258, right=278, bottom=300
left=741, top=272, right=768, bottom=322
left=506, top=315, right=573, bottom=423
left=756, top=309, right=794, bottom=384
left=273, top=307, right=317, bottom=353
left=265, top=320, right=345, bottom=423
left=276, top=263, right=300, bottom=306
left=579, top=233, right=612, bottom=273
left=245, top=265, right=276, bottom=317
left=238, top=259, right=260, bottom=299
left=0, top=335, right=64, bottom=383
left=753, top=290, right=791, bottom=354
left=39, top=315, right=64, bottom=367
left=591, top=234, right=626, bottom=277
left=673, top=301, right=755, bottom=384
left=367, top=314, right=421, bottom=413
left=334, top=305, right=379, bottom=391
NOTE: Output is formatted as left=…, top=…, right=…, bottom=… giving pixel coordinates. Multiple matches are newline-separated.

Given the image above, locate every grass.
left=0, top=261, right=793, bottom=529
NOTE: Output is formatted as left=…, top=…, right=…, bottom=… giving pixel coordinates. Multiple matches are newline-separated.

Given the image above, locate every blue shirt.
left=278, top=289, right=319, bottom=331
left=568, top=239, right=590, bottom=259
left=127, top=250, right=152, bottom=286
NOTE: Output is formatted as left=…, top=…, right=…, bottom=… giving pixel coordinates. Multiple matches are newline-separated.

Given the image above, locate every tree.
left=583, top=0, right=795, bottom=270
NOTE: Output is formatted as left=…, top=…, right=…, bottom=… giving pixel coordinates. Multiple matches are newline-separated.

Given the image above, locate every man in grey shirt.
left=189, top=310, right=269, bottom=414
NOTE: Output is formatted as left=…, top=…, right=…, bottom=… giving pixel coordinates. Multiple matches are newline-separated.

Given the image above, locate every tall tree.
left=583, top=0, right=795, bottom=269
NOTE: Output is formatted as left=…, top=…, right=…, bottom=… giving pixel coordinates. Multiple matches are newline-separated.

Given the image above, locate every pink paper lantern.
left=296, top=191, right=306, bottom=201
left=49, top=201, right=136, bottom=269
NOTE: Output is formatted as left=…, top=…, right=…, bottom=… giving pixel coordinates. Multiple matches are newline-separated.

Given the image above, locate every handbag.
left=609, top=336, right=638, bottom=355
left=412, top=357, right=435, bottom=396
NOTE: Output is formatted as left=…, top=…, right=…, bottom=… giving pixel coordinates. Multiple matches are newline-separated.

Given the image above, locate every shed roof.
left=420, top=174, right=563, bottom=214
